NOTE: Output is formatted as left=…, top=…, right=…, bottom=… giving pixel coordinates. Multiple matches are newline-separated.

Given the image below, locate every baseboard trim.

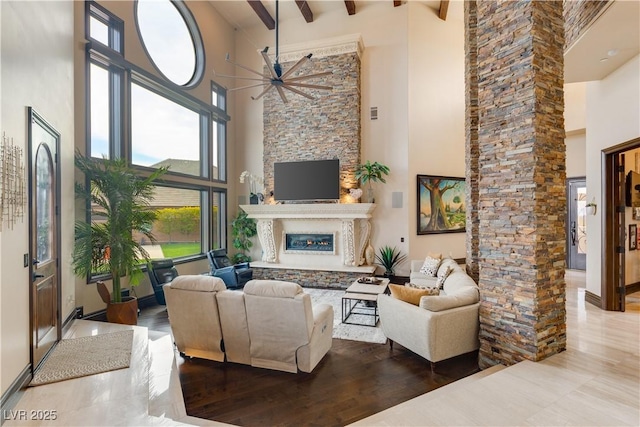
left=0, top=365, right=32, bottom=425
left=626, top=282, right=640, bottom=295
left=585, top=290, right=602, bottom=308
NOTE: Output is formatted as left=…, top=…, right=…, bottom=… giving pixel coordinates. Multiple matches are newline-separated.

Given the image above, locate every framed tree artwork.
left=417, top=175, right=466, bottom=235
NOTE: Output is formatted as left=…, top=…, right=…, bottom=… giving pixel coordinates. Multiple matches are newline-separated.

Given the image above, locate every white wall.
left=585, top=54, right=640, bottom=297
left=407, top=1, right=465, bottom=262
left=566, top=132, right=586, bottom=178
left=1, top=0, right=74, bottom=396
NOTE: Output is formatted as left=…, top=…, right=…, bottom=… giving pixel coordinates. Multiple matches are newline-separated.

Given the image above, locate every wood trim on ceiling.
left=393, top=1, right=402, bottom=6
left=439, top=0, right=449, bottom=20
left=344, top=1, right=356, bottom=16
left=295, top=0, right=314, bottom=23
left=247, top=0, right=275, bottom=30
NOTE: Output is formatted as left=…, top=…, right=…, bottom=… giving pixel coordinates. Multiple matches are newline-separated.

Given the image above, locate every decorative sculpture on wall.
left=0, top=132, right=26, bottom=231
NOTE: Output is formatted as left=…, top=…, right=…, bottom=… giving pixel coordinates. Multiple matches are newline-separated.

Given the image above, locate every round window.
left=135, top=0, right=204, bottom=87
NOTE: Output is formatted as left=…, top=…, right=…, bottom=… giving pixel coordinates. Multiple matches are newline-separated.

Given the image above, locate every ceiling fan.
left=214, top=0, right=332, bottom=103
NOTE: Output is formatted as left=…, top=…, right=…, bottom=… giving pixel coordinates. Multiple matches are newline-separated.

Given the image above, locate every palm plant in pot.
left=231, top=208, right=257, bottom=264
left=375, top=245, right=407, bottom=278
left=354, top=160, right=390, bottom=203
left=72, top=152, right=167, bottom=325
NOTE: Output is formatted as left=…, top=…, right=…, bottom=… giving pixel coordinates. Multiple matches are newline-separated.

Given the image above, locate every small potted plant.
left=355, top=161, right=390, bottom=203
left=72, top=152, right=167, bottom=325
left=375, top=245, right=407, bottom=278
left=586, top=199, right=597, bottom=216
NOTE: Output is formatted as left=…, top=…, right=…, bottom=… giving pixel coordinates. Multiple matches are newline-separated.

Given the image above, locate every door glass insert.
left=35, top=145, right=53, bottom=263
left=577, top=187, right=587, bottom=255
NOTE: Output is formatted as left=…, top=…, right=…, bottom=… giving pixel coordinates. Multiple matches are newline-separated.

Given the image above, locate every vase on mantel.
left=362, top=187, right=375, bottom=203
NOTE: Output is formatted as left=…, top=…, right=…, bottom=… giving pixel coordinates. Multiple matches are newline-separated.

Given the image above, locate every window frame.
left=84, top=1, right=229, bottom=279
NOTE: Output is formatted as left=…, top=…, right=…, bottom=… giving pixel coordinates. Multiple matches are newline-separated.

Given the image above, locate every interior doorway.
left=603, top=137, right=640, bottom=311
left=28, top=108, right=61, bottom=369
left=566, top=178, right=587, bottom=270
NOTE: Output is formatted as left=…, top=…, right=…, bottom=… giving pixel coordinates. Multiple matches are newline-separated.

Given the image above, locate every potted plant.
left=375, top=245, right=407, bottom=278
left=354, top=160, right=390, bottom=203
left=72, top=152, right=167, bottom=325
left=586, top=199, right=597, bottom=216
left=231, top=208, right=257, bottom=264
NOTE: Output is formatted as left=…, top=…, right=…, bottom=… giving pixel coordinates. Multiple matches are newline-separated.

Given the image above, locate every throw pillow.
left=389, top=284, right=436, bottom=306
left=405, top=282, right=440, bottom=295
left=436, top=265, right=452, bottom=289
left=419, top=256, right=441, bottom=276
left=427, top=251, right=442, bottom=260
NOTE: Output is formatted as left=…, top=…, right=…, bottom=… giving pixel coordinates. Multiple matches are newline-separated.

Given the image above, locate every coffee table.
left=342, top=278, right=390, bottom=327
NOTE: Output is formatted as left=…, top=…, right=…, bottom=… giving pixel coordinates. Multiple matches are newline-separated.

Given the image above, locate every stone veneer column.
left=464, top=0, right=480, bottom=283
left=473, top=0, right=566, bottom=367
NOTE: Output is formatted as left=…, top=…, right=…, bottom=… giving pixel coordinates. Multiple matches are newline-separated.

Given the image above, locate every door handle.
left=571, top=221, right=576, bottom=246
left=32, top=272, right=44, bottom=281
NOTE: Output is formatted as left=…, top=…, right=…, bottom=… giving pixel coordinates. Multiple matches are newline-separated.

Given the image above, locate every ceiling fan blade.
left=276, top=86, right=289, bottom=103
left=284, top=81, right=332, bottom=91
left=214, top=73, right=270, bottom=82
left=228, top=82, right=270, bottom=92
left=251, top=84, right=276, bottom=101
left=225, top=53, right=268, bottom=78
left=282, top=84, right=315, bottom=100
left=280, top=54, right=311, bottom=80
left=261, top=49, right=280, bottom=80
left=286, top=71, right=332, bottom=82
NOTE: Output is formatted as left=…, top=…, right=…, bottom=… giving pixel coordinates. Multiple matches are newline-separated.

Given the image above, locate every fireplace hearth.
left=285, top=233, right=335, bottom=254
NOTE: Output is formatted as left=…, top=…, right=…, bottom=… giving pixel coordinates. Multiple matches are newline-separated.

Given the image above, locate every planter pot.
left=250, top=194, right=259, bottom=204
left=362, top=187, right=375, bottom=203
left=586, top=205, right=597, bottom=216
left=106, top=296, right=138, bottom=325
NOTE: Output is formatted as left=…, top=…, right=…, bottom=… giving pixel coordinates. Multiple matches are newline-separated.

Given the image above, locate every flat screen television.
left=274, top=159, right=340, bottom=201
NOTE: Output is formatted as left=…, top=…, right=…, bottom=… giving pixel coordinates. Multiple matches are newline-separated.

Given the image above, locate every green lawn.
left=160, top=242, right=201, bottom=258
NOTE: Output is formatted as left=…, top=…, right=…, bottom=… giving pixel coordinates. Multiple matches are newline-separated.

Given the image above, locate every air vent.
left=370, top=106, right=378, bottom=120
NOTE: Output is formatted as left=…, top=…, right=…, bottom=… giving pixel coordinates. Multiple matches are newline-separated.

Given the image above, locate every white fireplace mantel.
left=240, top=203, right=376, bottom=268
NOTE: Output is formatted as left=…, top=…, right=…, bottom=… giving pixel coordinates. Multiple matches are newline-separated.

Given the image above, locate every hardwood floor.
left=137, top=304, right=480, bottom=427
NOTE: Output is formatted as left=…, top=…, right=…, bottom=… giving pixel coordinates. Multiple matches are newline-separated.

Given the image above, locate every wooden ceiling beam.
left=295, top=0, right=314, bottom=23
left=393, top=1, right=402, bottom=7
left=344, top=0, right=356, bottom=15
left=247, top=0, right=275, bottom=30
left=439, top=0, right=449, bottom=21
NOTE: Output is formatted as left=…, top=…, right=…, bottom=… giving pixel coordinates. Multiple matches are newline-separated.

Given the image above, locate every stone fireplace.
left=241, top=203, right=376, bottom=274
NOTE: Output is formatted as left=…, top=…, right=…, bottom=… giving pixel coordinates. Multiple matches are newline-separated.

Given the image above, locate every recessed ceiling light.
left=608, top=49, right=619, bottom=57
left=600, top=57, right=609, bottom=62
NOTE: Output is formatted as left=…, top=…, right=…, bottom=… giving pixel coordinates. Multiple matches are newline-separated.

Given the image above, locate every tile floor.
left=4, top=270, right=639, bottom=426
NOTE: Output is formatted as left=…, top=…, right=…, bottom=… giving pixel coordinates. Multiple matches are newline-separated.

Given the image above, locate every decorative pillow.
left=419, top=256, right=441, bottom=277
left=389, top=284, right=436, bottom=306
left=405, top=282, right=440, bottom=295
left=427, top=252, right=442, bottom=260
left=436, top=265, right=452, bottom=289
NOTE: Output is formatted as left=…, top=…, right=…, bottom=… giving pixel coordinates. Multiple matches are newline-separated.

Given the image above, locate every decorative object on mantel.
left=586, top=198, right=597, bottom=216
left=214, top=0, right=332, bottom=104
left=364, top=243, right=375, bottom=266
left=239, top=170, right=265, bottom=204
left=0, top=132, right=26, bottom=231
left=375, top=245, right=407, bottom=277
left=349, top=188, right=363, bottom=202
left=355, top=161, right=390, bottom=203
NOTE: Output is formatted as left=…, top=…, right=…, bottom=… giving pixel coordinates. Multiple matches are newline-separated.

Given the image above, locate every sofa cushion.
left=243, top=280, right=303, bottom=298
left=436, top=265, right=453, bottom=289
left=442, top=270, right=477, bottom=295
left=437, top=258, right=459, bottom=277
left=390, top=284, right=437, bottom=305
left=170, top=275, right=226, bottom=292
left=406, top=282, right=440, bottom=295
left=419, top=286, right=480, bottom=312
left=419, top=256, right=441, bottom=276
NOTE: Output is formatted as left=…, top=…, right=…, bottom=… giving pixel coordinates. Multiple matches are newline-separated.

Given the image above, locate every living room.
left=1, top=0, right=639, bottom=425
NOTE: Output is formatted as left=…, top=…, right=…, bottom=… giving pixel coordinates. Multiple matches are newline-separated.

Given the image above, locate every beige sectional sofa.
left=378, top=258, right=480, bottom=368
left=164, top=277, right=333, bottom=373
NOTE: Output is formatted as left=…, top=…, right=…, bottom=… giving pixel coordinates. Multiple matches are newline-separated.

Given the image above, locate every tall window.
left=85, top=1, right=228, bottom=270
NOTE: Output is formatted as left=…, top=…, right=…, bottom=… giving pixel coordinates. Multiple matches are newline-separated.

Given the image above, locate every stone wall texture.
left=470, top=0, right=567, bottom=368
left=263, top=53, right=361, bottom=203
left=564, top=0, right=611, bottom=50
left=252, top=267, right=365, bottom=289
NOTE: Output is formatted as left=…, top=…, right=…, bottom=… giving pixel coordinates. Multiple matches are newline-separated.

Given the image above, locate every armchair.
left=207, top=248, right=253, bottom=289
left=147, top=258, right=179, bottom=305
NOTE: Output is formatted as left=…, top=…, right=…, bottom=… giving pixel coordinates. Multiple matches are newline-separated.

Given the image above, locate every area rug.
left=305, top=288, right=387, bottom=344
left=30, top=330, right=134, bottom=386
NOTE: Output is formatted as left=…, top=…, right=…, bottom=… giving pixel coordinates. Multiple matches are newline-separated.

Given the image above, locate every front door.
left=29, top=108, right=61, bottom=369
left=567, top=178, right=587, bottom=270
